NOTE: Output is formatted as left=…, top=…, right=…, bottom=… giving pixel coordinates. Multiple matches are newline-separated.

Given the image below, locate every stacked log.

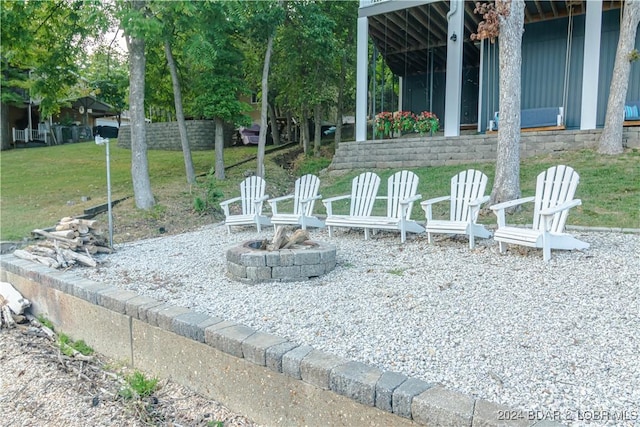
left=13, top=217, right=112, bottom=269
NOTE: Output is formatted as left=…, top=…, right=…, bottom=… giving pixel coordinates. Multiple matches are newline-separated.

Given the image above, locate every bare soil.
left=0, top=322, right=259, bottom=426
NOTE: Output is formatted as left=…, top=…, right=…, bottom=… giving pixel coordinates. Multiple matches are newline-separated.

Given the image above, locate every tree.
left=83, top=47, right=129, bottom=126
left=122, top=0, right=156, bottom=209
left=473, top=0, right=525, bottom=205
left=598, top=0, right=640, bottom=155
left=243, top=0, right=285, bottom=177
left=185, top=1, right=252, bottom=180
left=151, top=1, right=198, bottom=185
left=1, top=1, right=108, bottom=148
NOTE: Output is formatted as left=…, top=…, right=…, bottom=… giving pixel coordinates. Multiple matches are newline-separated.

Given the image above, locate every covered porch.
left=355, top=0, right=637, bottom=141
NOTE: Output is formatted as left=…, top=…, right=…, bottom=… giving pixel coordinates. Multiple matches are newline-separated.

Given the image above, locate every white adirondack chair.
left=219, top=176, right=271, bottom=234
left=324, top=171, right=424, bottom=243
left=490, top=165, right=589, bottom=262
left=268, top=174, right=324, bottom=230
left=323, top=171, right=381, bottom=239
left=420, top=169, right=491, bottom=248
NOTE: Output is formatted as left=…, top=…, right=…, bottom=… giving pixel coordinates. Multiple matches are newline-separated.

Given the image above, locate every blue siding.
left=597, top=10, right=640, bottom=125
left=402, top=8, right=639, bottom=131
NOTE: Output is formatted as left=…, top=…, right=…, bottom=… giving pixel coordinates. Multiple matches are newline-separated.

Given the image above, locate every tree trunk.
left=127, top=0, right=155, bottom=210
left=268, top=101, right=281, bottom=146
left=335, top=48, right=347, bottom=145
left=286, top=112, right=293, bottom=143
left=598, top=0, right=640, bottom=155
left=164, top=39, right=196, bottom=184
left=214, top=117, right=225, bottom=180
left=490, top=0, right=525, bottom=206
left=313, top=104, right=322, bottom=156
left=257, top=33, right=275, bottom=178
left=301, top=108, right=310, bottom=154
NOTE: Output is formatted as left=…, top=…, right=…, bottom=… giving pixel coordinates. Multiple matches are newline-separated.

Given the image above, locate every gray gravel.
left=81, top=224, right=640, bottom=426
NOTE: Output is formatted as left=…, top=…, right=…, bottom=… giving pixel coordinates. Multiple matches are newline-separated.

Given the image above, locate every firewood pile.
left=13, top=217, right=113, bottom=269
left=0, top=281, right=30, bottom=328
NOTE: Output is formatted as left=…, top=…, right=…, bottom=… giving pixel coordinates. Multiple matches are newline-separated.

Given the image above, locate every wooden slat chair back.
left=323, top=172, right=381, bottom=238
left=294, top=174, right=321, bottom=216
left=421, top=169, right=491, bottom=248
left=386, top=170, right=420, bottom=220
left=269, top=174, right=324, bottom=230
left=219, top=176, right=271, bottom=234
left=531, top=165, right=579, bottom=233
left=349, top=172, right=381, bottom=217
left=451, top=169, right=488, bottom=223
left=490, top=165, right=589, bottom=261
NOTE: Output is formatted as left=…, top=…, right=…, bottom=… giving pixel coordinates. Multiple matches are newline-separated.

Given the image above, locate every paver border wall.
left=1, top=255, right=560, bottom=427
left=329, top=128, right=640, bottom=170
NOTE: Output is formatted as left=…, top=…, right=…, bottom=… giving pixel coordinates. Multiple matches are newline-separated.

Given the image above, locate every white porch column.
left=356, top=16, right=369, bottom=142
left=444, top=0, right=464, bottom=137
left=580, top=0, right=602, bottom=130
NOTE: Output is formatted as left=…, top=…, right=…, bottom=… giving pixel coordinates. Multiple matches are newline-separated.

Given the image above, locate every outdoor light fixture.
left=95, top=135, right=114, bottom=248
left=450, top=33, right=457, bottom=42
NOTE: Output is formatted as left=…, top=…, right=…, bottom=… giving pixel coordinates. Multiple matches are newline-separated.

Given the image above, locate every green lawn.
left=1, top=142, right=638, bottom=241
left=0, top=141, right=260, bottom=241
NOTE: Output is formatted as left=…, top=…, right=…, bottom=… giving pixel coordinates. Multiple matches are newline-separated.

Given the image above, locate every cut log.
left=13, top=249, right=60, bottom=268
left=267, top=227, right=289, bottom=251
left=48, top=229, right=77, bottom=239
left=1, top=304, right=17, bottom=328
left=32, top=229, right=80, bottom=248
left=0, top=281, right=31, bottom=315
left=61, top=249, right=97, bottom=267
left=283, top=229, right=310, bottom=249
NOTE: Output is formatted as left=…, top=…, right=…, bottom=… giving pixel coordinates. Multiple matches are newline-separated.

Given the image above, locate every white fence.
left=12, top=124, right=50, bottom=145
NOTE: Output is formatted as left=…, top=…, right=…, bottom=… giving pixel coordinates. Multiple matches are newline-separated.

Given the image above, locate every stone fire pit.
left=226, top=240, right=336, bottom=284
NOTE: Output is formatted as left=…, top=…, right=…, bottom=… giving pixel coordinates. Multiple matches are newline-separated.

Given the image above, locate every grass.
left=316, top=148, right=640, bottom=229
left=0, top=141, right=264, bottom=241
left=1, top=140, right=638, bottom=243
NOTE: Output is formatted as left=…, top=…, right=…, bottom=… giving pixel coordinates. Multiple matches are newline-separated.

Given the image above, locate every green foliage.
left=387, top=268, right=406, bottom=276
left=37, top=315, right=55, bottom=330
left=1, top=0, right=111, bottom=117
left=294, top=154, right=332, bottom=176
left=58, top=332, right=94, bottom=356
left=629, top=49, right=640, bottom=63
left=120, top=371, right=159, bottom=400
left=194, top=168, right=224, bottom=214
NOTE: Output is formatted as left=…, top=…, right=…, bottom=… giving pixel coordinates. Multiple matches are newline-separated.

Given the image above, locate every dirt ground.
left=0, top=320, right=260, bottom=427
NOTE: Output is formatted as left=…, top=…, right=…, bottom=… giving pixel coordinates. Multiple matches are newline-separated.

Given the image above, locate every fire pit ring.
left=226, top=240, right=336, bottom=283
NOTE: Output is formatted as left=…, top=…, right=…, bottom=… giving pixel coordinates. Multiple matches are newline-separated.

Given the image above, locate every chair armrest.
left=300, top=194, right=322, bottom=204
left=490, top=196, right=535, bottom=228
left=540, top=199, right=582, bottom=216
left=420, top=195, right=450, bottom=207
left=268, top=194, right=293, bottom=215
left=489, top=196, right=535, bottom=212
left=420, top=195, right=449, bottom=220
left=469, top=195, right=490, bottom=207
left=322, top=194, right=350, bottom=216
left=220, top=196, right=241, bottom=207
left=540, top=199, right=582, bottom=231
left=268, top=194, right=294, bottom=204
left=400, top=194, right=422, bottom=206
left=399, top=194, right=421, bottom=220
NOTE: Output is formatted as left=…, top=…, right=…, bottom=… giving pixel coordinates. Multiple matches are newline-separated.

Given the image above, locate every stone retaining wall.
left=117, top=120, right=234, bottom=151
left=330, top=128, right=640, bottom=170
left=0, top=254, right=557, bottom=427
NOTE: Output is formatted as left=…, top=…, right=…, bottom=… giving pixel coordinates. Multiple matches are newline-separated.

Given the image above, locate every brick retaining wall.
left=330, top=128, right=640, bottom=171
left=0, top=252, right=549, bottom=427
left=117, top=120, right=234, bottom=151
